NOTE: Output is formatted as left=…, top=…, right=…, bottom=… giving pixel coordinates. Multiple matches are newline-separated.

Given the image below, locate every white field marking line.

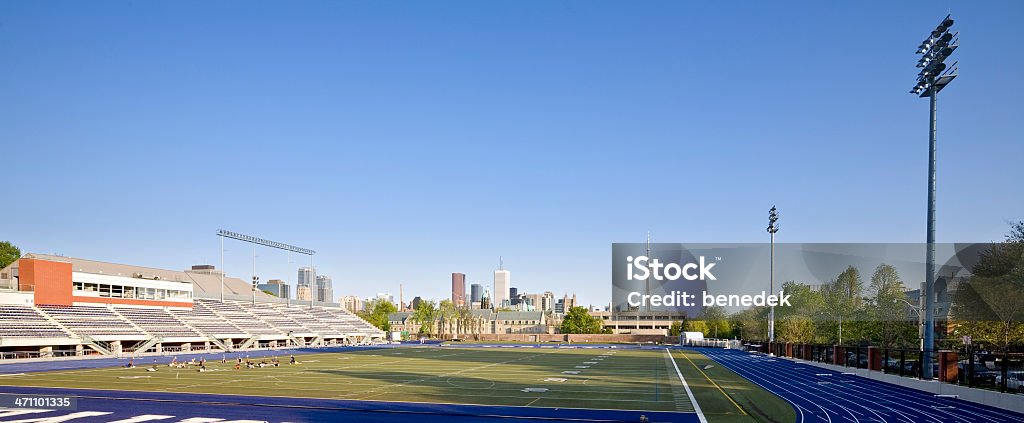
left=665, top=348, right=706, bottom=423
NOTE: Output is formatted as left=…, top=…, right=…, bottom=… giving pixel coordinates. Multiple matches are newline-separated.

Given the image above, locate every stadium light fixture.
left=216, top=229, right=316, bottom=304
left=767, top=206, right=779, bottom=350
left=909, top=14, right=958, bottom=380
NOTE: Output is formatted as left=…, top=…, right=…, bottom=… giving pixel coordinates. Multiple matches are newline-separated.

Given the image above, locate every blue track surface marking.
left=696, top=347, right=1024, bottom=423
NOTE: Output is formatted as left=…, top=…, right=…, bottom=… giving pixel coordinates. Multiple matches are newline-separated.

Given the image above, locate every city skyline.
left=2, top=2, right=1022, bottom=308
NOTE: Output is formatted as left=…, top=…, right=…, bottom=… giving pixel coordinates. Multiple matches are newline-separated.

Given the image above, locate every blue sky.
left=2, top=1, right=1021, bottom=307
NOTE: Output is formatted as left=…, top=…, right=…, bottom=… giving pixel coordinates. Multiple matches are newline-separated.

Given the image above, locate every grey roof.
left=388, top=312, right=414, bottom=321
left=23, top=253, right=275, bottom=299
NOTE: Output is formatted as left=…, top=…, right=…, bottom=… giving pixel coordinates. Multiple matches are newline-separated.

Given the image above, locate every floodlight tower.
left=767, top=206, right=779, bottom=348
left=910, top=15, right=958, bottom=380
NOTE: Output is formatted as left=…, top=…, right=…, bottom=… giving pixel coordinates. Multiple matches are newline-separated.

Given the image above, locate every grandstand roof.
left=22, top=253, right=274, bottom=299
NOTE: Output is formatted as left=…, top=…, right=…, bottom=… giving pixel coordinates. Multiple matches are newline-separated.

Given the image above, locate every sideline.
left=665, top=348, right=707, bottom=423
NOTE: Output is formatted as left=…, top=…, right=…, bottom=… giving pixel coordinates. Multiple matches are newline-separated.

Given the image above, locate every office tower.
left=412, top=296, right=423, bottom=310
left=316, top=275, right=333, bottom=303
left=452, top=272, right=466, bottom=307
left=297, top=267, right=313, bottom=291
left=493, top=259, right=510, bottom=309
left=542, top=291, right=555, bottom=312
left=470, top=284, right=483, bottom=303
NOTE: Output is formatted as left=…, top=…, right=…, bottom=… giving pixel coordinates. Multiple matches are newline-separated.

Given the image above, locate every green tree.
left=731, top=306, right=767, bottom=341
left=865, top=264, right=916, bottom=348
left=778, top=315, right=817, bottom=343
left=0, top=241, right=20, bottom=270
left=357, top=298, right=397, bottom=332
left=821, top=266, right=863, bottom=344
left=437, top=299, right=456, bottom=339
left=668, top=321, right=683, bottom=337
left=684, top=320, right=709, bottom=336
left=412, top=299, right=438, bottom=337
left=952, top=223, right=1024, bottom=353
left=560, top=306, right=603, bottom=334
left=702, top=305, right=731, bottom=338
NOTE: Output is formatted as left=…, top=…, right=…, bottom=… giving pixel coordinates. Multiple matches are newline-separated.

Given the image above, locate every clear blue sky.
left=2, top=1, right=1021, bottom=308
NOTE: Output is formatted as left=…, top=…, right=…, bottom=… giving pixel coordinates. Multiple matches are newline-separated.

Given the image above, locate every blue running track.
left=697, top=347, right=1024, bottom=423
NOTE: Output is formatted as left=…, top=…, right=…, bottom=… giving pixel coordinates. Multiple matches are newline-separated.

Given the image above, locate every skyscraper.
left=451, top=272, right=466, bottom=307
left=316, top=275, right=333, bottom=303
left=470, top=283, right=483, bottom=303
left=297, top=267, right=313, bottom=290
left=493, top=259, right=510, bottom=309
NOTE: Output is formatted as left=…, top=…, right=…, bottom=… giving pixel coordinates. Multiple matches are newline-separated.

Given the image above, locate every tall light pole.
left=910, top=14, right=958, bottom=380
left=767, top=206, right=779, bottom=349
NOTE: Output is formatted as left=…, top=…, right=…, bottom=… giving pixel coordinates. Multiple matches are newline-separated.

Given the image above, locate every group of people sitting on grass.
left=168, top=357, right=207, bottom=370
left=125, top=354, right=300, bottom=372
left=233, top=356, right=282, bottom=370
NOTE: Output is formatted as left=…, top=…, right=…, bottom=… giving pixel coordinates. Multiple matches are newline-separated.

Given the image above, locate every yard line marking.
left=665, top=348, right=706, bottom=423
left=676, top=349, right=747, bottom=416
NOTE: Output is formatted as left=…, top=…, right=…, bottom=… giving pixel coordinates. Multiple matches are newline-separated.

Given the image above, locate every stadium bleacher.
left=38, top=305, right=146, bottom=338
left=0, top=299, right=383, bottom=358
left=0, top=305, right=73, bottom=339
left=114, top=307, right=204, bottom=338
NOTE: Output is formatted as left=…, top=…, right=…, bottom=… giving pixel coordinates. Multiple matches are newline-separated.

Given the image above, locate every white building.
left=493, top=269, right=510, bottom=309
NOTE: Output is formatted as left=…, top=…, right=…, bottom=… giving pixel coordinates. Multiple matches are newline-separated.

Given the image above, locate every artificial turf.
left=0, top=346, right=694, bottom=413
left=0, top=346, right=794, bottom=421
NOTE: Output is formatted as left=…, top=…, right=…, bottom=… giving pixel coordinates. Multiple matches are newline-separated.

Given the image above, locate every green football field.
left=0, top=346, right=793, bottom=422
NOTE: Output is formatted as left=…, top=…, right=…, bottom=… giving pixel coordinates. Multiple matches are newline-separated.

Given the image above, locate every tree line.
left=686, top=221, right=1024, bottom=352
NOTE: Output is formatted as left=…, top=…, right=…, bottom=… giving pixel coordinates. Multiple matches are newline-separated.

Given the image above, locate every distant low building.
left=590, top=310, right=688, bottom=335
left=257, top=279, right=290, bottom=299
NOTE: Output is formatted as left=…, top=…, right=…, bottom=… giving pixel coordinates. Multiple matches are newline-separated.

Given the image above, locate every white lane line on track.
left=664, top=348, right=707, bottom=423
left=106, top=415, right=175, bottom=423
left=0, top=411, right=111, bottom=422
